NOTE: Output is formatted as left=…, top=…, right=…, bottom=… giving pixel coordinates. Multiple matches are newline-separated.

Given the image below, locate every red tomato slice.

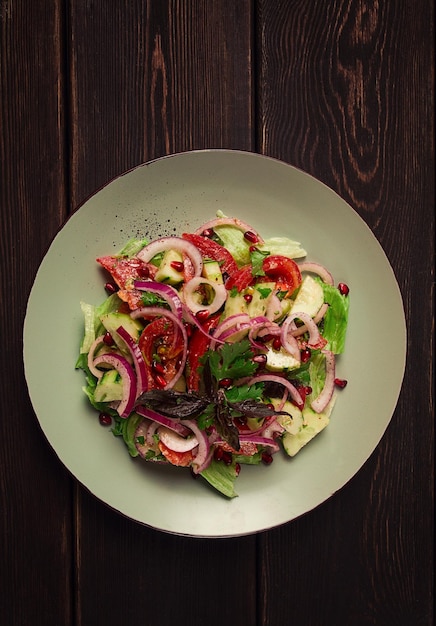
left=139, top=317, right=184, bottom=388
left=158, top=441, right=194, bottom=467
left=97, top=255, right=157, bottom=289
left=224, top=264, right=254, bottom=292
left=262, top=255, right=302, bottom=294
left=185, top=314, right=221, bottom=392
left=182, top=233, right=239, bottom=276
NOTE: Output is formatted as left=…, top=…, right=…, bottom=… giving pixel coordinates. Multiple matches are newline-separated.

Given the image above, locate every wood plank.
left=69, top=0, right=254, bottom=209
left=68, top=3, right=257, bottom=625
left=255, top=0, right=434, bottom=623
left=0, top=2, right=73, bottom=625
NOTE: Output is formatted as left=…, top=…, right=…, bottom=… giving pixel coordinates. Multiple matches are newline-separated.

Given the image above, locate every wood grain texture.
left=68, top=0, right=254, bottom=210
left=1, top=0, right=433, bottom=624
left=256, top=0, right=434, bottom=624
left=0, top=1, right=73, bottom=625
left=67, top=3, right=257, bottom=625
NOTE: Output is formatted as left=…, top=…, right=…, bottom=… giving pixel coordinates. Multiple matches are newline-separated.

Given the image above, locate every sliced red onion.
left=261, top=418, right=285, bottom=439
left=87, top=335, right=106, bottom=379
left=298, top=262, right=334, bottom=285
left=291, top=303, right=329, bottom=337
left=195, top=217, right=265, bottom=244
left=282, top=312, right=326, bottom=349
left=131, top=306, right=188, bottom=389
left=248, top=373, right=304, bottom=409
left=238, top=434, right=280, bottom=454
left=266, top=292, right=283, bottom=321
left=182, top=276, right=227, bottom=315
left=181, top=419, right=211, bottom=473
left=133, top=280, right=183, bottom=319
left=311, top=350, right=336, bottom=413
left=137, top=236, right=203, bottom=277
left=93, top=353, right=137, bottom=417
left=157, top=426, right=199, bottom=452
left=115, top=325, right=148, bottom=397
left=135, top=405, right=191, bottom=437
left=181, top=305, right=226, bottom=345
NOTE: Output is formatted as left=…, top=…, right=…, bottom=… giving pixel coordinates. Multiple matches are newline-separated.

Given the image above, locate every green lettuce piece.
left=214, top=225, right=251, bottom=266
left=121, top=412, right=144, bottom=457
left=118, top=236, right=149, bottom=257
left=257, top=236, right=307, bottom=259
left=308, top=352, right=327, bottom=400
left=78, top=293, right=122, bottom=355
left=319, top=282, right=349, bottom=354
left=200, top=458, right=238, bottom=498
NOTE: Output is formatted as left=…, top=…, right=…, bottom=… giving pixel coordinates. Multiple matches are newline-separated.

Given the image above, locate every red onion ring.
left=311, top=350, right=336, bottom=413
left=182, top=276, right=227, bottom=315
left=195, top=217, right=264, bottom=244
left=133, top=280, right=183, bottom=318
left=298, top=262, right=334, bottom=285
left=115, top=325, right=148, bottom=397
left=248, top=373, right=304, bottom=409
left=282, top=312, right=326, bottom=349
left=181, top=419, right=211, bottom=473
left=135, top=406, right=191, bottom=437
left=87, top=335, right=106, bottom=379
left=157, top=426, right=199, bottom=453
left=137, top=236, right=203, bottom=277
left=93, top=353, right=137, bottom=417
left=290, top=303, right=329, bottom=337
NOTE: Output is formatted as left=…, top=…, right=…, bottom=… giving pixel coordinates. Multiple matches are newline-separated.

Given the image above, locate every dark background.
left=1, top=2, right=434, bottom=624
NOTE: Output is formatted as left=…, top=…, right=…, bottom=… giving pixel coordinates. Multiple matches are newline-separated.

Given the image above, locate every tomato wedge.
left=138, top=317, right=184, bottom=388
left=182, top=233, right=239, bottom=277
left=262, top=255, right=302, bottom=294
left=185, top=314, right=221, bottom=392
left=224, top=264, right=254, bottom=292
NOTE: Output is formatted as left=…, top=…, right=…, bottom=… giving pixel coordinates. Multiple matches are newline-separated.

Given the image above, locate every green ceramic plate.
left=23, top=150, right=406, bottom=537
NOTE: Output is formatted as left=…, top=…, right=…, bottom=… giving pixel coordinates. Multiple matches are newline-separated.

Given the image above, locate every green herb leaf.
left=250, top=248, right=269, bottom=275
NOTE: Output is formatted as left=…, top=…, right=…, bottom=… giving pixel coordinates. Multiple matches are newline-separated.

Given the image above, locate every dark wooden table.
left=1, top=2, right=434, bottom=624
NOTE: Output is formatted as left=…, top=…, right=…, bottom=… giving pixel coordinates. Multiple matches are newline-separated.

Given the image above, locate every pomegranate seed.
left=243, top=293, right=253, bottom=303
left=300, top=347, right=311, bottom=363
left=219, top=377, right=232, bottom=388
left=334, top=378, right=348, bottom=388
left=253, top=354, right=267, bottom=367
left=222, top=451, right=233, bottom=466
left=195, top=309, right=209, bottom=322
left=104, top=282, right=117, bottom=294
left=262, top=333, right=274, bottom=343
left=272, top=337, right=282, bottom=351
left=154, top=374, right=167, bottom=388
left=244, top=230, right=259, bottom=244
left=99, top=413, right=112, bottom=426
left=338, top=283, right=350, bottom=296
left=137, top=265, right=150, bottom=279
left=261, top=452, right=273, bottom=465
left=214, top=447, right=224, bottom=461
left=103, top=331, right=114, bottom=346
left=170, top=260, right=184, bottom=272
left=249, top=245, right=258, bottom=253
left=265, top=403, right=275, bottom=411
left=235, top=415, right=247, bottom=427
left=235, top=463, right=241, bottom=476
left=202, top=228, right=214, bottom=238
left=152, top=360, right=166, bottom=375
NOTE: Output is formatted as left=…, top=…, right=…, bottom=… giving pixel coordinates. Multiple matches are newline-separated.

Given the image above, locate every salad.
left=76, top=214, right=349, bottom=497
